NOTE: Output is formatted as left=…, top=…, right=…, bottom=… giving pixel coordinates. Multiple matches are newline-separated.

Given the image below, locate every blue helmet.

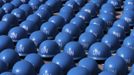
left=11, top=0, right=22, bottom=8
left=19, top=4, right=33, bottom=16
left=123, top=5, right=134, bottom=11
left=26, top=14, right=41, bottom=24
left=2, top=14, right=18, bottom=25
left=123, top=36, right=134, bottom=50
left=76, top=11, right=91, bottom=22
left=124, top=0, right=134, bottom=6
left=15, top=38, right=37, bottom=56
left=28, top=0, right=41, bottom=10
left=78, top=57, right=100, bottom=75
left=64, top=41, right=85, bottom=60
left=99, top=71, right=116, bottom=75
left=40, top=22, right=58, bottom=39
left=67, top=66, right=89, bottom=75
left=2, top=3, right=14, bottom=13
left=11, top=8, right=25, bottom=22
left=39, top=63, right=62, bottom=75
left=100, top=3, right=115, bottom=15
left=62, top=23, right=80, bottom=39
left=64, top=0, right=79, bottom=11
left=39, top=4, right=51, bottom=10
left=0, top=21, right=10, bottom=35
left=0, top=35, right=14, bottom=51
left=99, top=13, right=116, bottom=27
left=48, top=15, right=65, bottom=29
left=107, top=0, right=122, bottom=9
left=103, top=55, right=128, bottom=75
left=108, top=26, right=125, bottom=40
left=55, top=32, right=72, bottom=49
left=12, top=60, right=36, bottom=75
left=38, top=40, right=60, bottom=58
left=121, top=11, right=134, bottom=26
left=52, top=52, right=74, bottom=73
left=81, top=2, right=98, bottom=18
left=101, top=34, right=120, bottom=52
left=88, top=42, right=111, bottom=60
left=0, top=49, right=19, bottom=67
left=0, top=59, right=8, bottom=73
left=74, top=0, right=85, bottom=7
left=78, top=32, right=96, bottom=50
left=59, top=6, right=74, bottom=23
left=8, top=26, right=28, bottom=42
left=29, top=30, right=47, bottom=47
left=85, top=24, right=103, bottom=38
left=35, top=9, right=52, bottom=22
left=113, top=19, right=129, bottom=32
left=70, top=17, right=85, bottom=31
left=90, top=0, right=104, bottom=8
left=20, top=20, right=38, bottom=34
left=0, top=72, right=15, bottom=75
left=24, top=53, right=44, bottom=73
left=89, top=17, right=106, bottom=29
left=116, top=47, right=134, bottom=65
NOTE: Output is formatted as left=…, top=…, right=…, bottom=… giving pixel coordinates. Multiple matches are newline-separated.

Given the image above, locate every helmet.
left=59, top=6, right=74, bottom=23
left=123, top=36, right=134, bottom=50
left=29, top=30, right=47, bottom=47
left=90, top=0, right=104, bottom=8
left=64, top=41, right=85, bottom=60
left=121, top=11, right=134, bottom=26
left=0, top=59, right=8, bottom=73
left=89, top=17, right=106, bottom=29
left=70, top=17, right=85, bottom=31
left=88, top=42, right=111, bottom=60
left=15, top=38, right=37, bottom=56
left=0, top=72, right=15, bottom=75
left=78, top=57, right=100, bottom=75
left=38, top=40, right=60, bottom=58
left=101, top=34, right=120, bottom=52
left=85, top=24, right=103, bottom=38
left=99, top=13, right=115, bottom=27
left=11, top=8, right=25, bottom=22
left=107, top=0, right=122, bottom=9
left=74, top=0, right=85, bottom=7
left=52, top=52, right=74, bottom=73
left=78, top=32, right=96, bottom=50
left=2, top=3, right=14, bottom=13
left=67, top=66, right=89, bottom=75
left=39, top=63, right=62, bottom=75
left=108, top=26, right=125, bottom=40
left=20, top=20, right=38, bottom=34
left=28, top=0, right=41, bottom=10
left=62, top=23, right=80, bottom=39
left=99, top=71, right=116, bottom=75
left=123, top=5, right=134, bottom=11
left=48, top=15, right=65, bottom=29
left=64, top=0, right=79, bottom=11
left=12, top=60, right=36, bottom=75
left=0, top=35, right=14, bottom=51
left=26, top=14, right=41, bottom=24
left=124, top=0, right=134, bottom=6
left=24, top=53, right=44, bottom=73
left=39, top=4, right=51, bottom=11
left=8, top=26, right=28, bottom=42
left=40, top=22, right=58, bottom=39
left=103, top=55, right=128, bottom=75
left=19, top=4, right=33, bottom=16
left=76, top=11, right=91, bottom=22
left=116, top=47, right=134, bottom=65
left=0, top=21, right=10, bottom=35
left=35, top=9, right=52, bottom=22
left=0, top=49, right=19, bottom=67
left=81, top=2, right=98, bottom=18
left=55, top=32, right=72, bottom=49
left=113, top=19, right=129, bottom=32
left=2, top=14, right=18, bottom=25
left=11, top=0, right=22, bottom=8
left=100, top=3, right=115, bottom=15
